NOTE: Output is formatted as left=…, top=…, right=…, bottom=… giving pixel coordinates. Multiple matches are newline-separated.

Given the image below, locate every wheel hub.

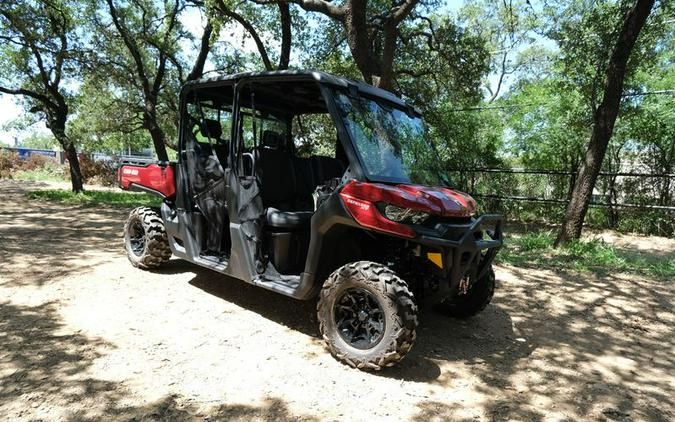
left=128, top=221, right=146, bottom=256
left=333, top=288, right=385, bottom=350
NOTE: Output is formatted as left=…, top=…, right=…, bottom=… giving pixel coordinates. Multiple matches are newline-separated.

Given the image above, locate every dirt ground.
left=1, top=179, right=673, bottom=422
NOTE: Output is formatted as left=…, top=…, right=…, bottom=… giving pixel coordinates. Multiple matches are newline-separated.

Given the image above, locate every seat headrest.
left=262, top=130, right=284, bottom=149
left=200, top=119, right=222, bottom=140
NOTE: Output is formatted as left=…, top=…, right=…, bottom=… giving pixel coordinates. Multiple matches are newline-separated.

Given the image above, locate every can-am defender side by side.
left=119, top=71, right=503, bottom=370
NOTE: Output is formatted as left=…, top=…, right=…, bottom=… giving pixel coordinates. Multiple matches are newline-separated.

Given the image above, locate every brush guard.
left=417, top=214, right=503, bottom=295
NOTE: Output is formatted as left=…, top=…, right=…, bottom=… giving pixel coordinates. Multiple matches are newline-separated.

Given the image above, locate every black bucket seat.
left=257, top=130, right=313, bottom=230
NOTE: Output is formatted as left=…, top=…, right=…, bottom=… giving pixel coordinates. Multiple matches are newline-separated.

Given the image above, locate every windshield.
left=334, top=91, right=447, bottom=186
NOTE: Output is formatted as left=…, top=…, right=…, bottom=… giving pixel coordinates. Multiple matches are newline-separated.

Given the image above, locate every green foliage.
left=69, top=78, right=154, bottom=154
left=17, top=132, right=59, bottom=150
left=505, top=79, right=589, bottom=173
left=26, top=189, right=161, bottom=208
left=515, top=231, right=554, bottom=251
left=499, top=230, right=675, bottom=280
left=0, top=0, right=82, bottom=135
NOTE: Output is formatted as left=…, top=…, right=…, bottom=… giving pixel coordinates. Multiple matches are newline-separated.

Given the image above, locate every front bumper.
left=416, top=214, right=504, bottom=293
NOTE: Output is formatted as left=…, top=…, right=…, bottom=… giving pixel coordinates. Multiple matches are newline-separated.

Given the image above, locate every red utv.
left=119, top=71, right=503, bottom=370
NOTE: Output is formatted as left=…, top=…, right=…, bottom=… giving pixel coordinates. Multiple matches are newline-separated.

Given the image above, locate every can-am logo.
left=345, top=197, right=370, bottom=211
left=122, top=168, right=139, bottom=176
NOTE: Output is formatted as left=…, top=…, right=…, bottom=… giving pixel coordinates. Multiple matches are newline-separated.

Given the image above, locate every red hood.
left=341, top=181, right=477, bottom=217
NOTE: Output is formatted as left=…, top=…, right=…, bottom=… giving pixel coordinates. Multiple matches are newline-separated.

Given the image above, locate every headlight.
left=383, top=204, right=430, bottom=224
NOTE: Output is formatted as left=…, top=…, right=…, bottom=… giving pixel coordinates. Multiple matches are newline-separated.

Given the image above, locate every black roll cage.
left=178, top=71, right=419, bottom=186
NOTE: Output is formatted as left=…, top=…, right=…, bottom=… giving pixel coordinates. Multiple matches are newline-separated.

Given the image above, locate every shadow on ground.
left=0, top=300, right=317, bottom=421
left=158, top=258, right=674, bottom=421
left=2, top=180, right=673, bottom=420
left=406, top=266, right=674, bottom=421
left=0, top=181, right=127, bottom=287
left=0, top=301, right=120, bottom=415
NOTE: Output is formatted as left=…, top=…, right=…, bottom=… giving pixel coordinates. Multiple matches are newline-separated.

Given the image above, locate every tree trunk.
left=344, top=0, right=380, bottom=87
left=64, top=142, right=84, bottom=193
left=186, top=21, right=213, bottom=82
left=555, top=0, right=655, bottom=246
left=144, top=99, right=170, bottom=161
left=49, top=113, right=84, bottom=193
left=53, top=128, right=83, bottom=193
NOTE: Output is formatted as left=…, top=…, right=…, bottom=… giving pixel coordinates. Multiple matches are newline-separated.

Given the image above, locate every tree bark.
left=282, top=0, right=419, bottom=90
left=143, top=98, right=174, bottom=156
left=64, top=141, right=84, bottom=193
left=186, top=21, right=213, bottom=81
left=49, top=116, right=84, bottom=193
left=343, top=0, right=379, bottom=86
left=277, top=2, right=291, bottom=70
left=555, top=0, right=655, bottom=246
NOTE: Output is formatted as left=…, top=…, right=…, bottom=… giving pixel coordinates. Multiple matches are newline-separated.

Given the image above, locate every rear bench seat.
left=258, top=130, right=344, bottom=230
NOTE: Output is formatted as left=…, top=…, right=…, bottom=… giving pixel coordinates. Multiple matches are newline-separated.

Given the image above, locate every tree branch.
left=250, top=0, right=345, bottom=21
left=186, top=20, right=213, bottom=81
left=392, top=0, right=419, bottom=23
left=0, top=85, right=59, bottom=111
left=151, top=0, right=180, bottom=96
left=214, top=0, right=273, bottom=70
left=105, top=0, right=151, bottom=95
left=278, top=2, right=291, bottom=70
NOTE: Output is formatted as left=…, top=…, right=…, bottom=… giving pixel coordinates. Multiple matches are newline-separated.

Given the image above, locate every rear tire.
left=436, top=267, right=495, bottom=319
left=317, top=261, right=418, bottom=370
left=123, top=207, right=171, bottom=269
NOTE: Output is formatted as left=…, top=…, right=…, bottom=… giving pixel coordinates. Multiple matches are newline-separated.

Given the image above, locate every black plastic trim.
left=126, top=182, right=166, bottom=198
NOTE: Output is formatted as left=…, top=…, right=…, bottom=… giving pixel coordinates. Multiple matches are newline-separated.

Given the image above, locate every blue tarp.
left=1, top=147, right=57, bottom=159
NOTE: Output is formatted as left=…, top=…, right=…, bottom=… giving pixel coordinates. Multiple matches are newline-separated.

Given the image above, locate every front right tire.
left=317, top=261, right=418, bottom=370
left=435, top=267, right=495, bottom=319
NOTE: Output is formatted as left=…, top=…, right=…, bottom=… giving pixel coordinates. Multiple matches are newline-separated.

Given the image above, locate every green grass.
left=26, top=189, right=161, bottom=208
left=498, top=231, right=675, bottom=280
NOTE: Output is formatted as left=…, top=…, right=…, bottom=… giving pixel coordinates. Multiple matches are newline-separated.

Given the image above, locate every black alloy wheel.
left=334, top=288, right=385, bottom=350
left=128, top=221, right=146, bottom=256
left=317, top=261, right=418, bottom=370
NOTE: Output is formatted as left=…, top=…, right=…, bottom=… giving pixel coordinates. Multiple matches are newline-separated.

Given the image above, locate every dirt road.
left=1, top=179, right=673, bottom=421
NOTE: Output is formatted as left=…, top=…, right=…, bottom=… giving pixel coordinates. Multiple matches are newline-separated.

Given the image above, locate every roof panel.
left=184, top=70, right=407, bottom=108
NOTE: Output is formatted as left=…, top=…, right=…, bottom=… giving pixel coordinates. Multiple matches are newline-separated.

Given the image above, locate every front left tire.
left=317, top=261, right=418, bottom=370
left=123, top=206, right=171, bottom=269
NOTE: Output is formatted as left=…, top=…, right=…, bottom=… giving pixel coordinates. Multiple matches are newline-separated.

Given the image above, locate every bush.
left=15, top=159, right=66, bottom=182
left=64, top=154, right=117, bottom=186
left=22, top=154, right=49, bottom=171
left=617, top=211, right=675, bottom=238
left=0, top=150, right=21, bottom=178
left=0, top=150, right=61, bottom=180
left=517, top=231, right=555, bottom=251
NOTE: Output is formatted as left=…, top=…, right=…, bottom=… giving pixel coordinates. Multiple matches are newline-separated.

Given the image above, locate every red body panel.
left=119, top=164, right=176, bottom=198
left=339, top=180, right=477, bottom=238
left=341, top=181, right=476, bottom=217
left=339, top=193, right=417, bottom=238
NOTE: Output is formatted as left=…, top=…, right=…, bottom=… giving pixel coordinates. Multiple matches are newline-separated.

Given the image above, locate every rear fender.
left=118, top=163, right=176, bottom=198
